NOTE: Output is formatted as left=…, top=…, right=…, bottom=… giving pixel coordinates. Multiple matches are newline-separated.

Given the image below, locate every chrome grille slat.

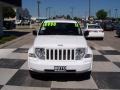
left=63, top=49, right=66, bottom=60
left=51, top=49, right=53, bottom=60
left=72, top=49, right=74, bottom=60
left=61, top=49, right=64, bottom=60
left=59, top=49, right=62, bottom=60
left=67, top=49, right=70, bottom=60
left=55, top=49, right=57, bottom=60
left=45, top=48, right=46, bottom=60
left=65, top=49, right=68, bottom=60
left=70, top=49, right=72, bottom=60
left=57, top=49, right=59, bottom=60
left=53, top=49, right=55, bottom=60
left=74, top=49, right=75, bottom=60
left=49, top=49, right=51, bottom=60
left=46, top=49, right=48, bottom=60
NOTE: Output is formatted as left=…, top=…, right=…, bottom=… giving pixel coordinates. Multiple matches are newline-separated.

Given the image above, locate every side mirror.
left=84, top=31, right=89, bottom=37
left=32, top=30, right=37, bottom=36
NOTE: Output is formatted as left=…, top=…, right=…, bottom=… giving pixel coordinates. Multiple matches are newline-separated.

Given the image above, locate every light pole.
left=115, top=9, right=118, bottom=19
left=108, top=9, right=111, bottom=18
left=46, top=7, right=48, bottom=17
left=48, top=7, right=52, bottom=19
left=37, top=0, right=40, bottom=19
left=70, top=7, right=74, bottom=19
left=89, top=0, right=91, bottom=18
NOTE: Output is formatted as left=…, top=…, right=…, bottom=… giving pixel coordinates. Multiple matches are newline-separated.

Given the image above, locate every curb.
left=0, top=33, right=32, bottom=48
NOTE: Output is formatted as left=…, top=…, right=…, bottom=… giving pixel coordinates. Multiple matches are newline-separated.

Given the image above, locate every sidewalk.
left=0, top=29, right=35, bottom=49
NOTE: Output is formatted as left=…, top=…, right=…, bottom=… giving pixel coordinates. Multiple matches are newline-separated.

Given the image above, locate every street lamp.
left=108, top=9, right=111, bottom=18
left=48, top=7, right=52, bottom=19
left=37, top=0, right=40, bottom=19
left=115, top=9, right=118, bottom=19
left=46, top=7, right=48, bottom=17
left=89, top=0, right=91, bottom=18
left=70, top=7, right=74, bottom=19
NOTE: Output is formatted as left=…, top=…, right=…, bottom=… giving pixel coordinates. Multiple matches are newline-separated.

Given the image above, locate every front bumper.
left=28, top=58, right=92, bottom=74
left=28, top=46, right=93, bottom=74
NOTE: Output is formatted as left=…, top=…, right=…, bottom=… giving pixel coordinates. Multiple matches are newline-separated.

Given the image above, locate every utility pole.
left=115, top=9, right=118, bottom=19
left=46, top=7, right=48, bottom=17
left=89, top=0, right=91, bottom=18
left=37, top=0, right=40, bottom=19
left=108, top=9, right=111, bottom=18
left=84, top=11, right=87, bottom=19
left=48, top=7, right=52, bottom=19
left=54, top=10, right=56, bottom=17
left=70, top=7, right=74, bottom=19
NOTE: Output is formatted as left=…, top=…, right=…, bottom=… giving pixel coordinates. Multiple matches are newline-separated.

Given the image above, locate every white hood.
left=34, top=35, right=88, bottom=48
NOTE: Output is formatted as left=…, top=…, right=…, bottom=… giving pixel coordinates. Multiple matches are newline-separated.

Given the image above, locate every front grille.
left=45, top=49, right=75, bottom=60
left=35, top=48, right=86, bottom=60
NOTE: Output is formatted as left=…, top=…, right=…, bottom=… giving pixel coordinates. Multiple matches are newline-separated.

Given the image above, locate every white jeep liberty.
left=28, top=20, right=93, bottom=78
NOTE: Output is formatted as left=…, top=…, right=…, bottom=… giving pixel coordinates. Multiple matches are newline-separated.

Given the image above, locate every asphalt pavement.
left=0, top=31, right=120, bottom=90
left=88, top=30, right=120, bottom=50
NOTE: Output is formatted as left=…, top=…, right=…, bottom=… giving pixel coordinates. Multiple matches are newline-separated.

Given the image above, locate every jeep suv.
left=28, top=20, right=93, bottom=78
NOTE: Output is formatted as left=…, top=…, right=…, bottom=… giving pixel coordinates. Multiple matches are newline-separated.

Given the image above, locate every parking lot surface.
left=89, top=31, right=120, bottom=50
left=0, top=31, right=120, bottom=90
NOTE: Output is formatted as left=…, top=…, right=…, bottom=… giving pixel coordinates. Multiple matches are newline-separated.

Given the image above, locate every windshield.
left=38, top=22, right=82, bottom=35
left=88, top=25, right=101, bottom=29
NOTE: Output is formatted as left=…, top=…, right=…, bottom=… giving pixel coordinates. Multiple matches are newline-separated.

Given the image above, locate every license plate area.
left=54, top=66, right=66, bottom=72
left=93, top=31, right=98, bottom=32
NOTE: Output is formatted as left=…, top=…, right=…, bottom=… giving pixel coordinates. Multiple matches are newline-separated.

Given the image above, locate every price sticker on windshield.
left=43, top=22, right=56, bottom=27
left=75, top=23, right=79, bottom=27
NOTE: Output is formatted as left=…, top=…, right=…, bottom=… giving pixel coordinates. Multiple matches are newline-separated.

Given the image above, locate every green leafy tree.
left=53, top=17, right=56, bottom=19
left=66, top=15, right=71, bottom=19
left=73, top=17, right=78, bottom=20
left=21, top=8, right=31, bottom=19
left=3, top=7, right=16, bottom=18
left=96, top=9, right=108, bottom=20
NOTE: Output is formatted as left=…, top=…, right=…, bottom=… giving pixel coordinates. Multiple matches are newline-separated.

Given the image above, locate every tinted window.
left=38, top=23, right=82, bottom=35
left=88, top=25, right=101, bottom=29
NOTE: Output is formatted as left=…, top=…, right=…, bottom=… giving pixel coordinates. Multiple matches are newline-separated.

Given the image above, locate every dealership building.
left=0, top=0, right=22, bottom=35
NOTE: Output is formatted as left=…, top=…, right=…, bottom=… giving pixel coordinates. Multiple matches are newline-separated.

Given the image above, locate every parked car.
left=100, top=22, right=114, bottom=31
left=114, top=24, right=120, bottom=37
left=21, top=20, right=30, bottom=25
left=3, top=20, right=16, bottom=30
left=83, top=23, right=104, bottom=40
left=28, top=20, right=93, bottom=78
left=15, top=20, right=22, bottom=25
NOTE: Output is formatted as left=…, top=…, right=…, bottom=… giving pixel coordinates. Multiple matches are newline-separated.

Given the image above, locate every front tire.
left=100, top=37, right=104, bottom=40
left=29, top=70, right=38, bottom=78
left=84, top=71, right=91, bottom=79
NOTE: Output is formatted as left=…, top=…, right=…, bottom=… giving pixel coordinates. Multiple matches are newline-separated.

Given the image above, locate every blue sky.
left=22, top=0, right=120, bottom=17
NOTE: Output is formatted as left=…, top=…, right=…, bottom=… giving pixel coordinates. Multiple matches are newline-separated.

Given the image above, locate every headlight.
left=75, top=48, right=86, bottom=60
left=35, top=48, right=45, bottom=60
left=29, top=53, right=36, bottom=58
